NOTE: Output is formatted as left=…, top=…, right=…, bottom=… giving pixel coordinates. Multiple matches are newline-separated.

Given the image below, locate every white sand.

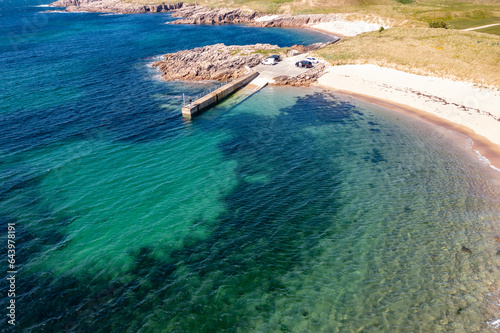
left=317, top=64, right=500, bottom=148
left=253, top=14, right=389, bottom=36
left=255, top=15, right=281, bottom=22
left=309, top=21, right=388, bottom=37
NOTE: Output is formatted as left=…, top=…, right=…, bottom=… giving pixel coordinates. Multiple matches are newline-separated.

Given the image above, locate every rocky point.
left=49, top=0, right=183, bottom=13
left=151, top=43, right=279, bottom=82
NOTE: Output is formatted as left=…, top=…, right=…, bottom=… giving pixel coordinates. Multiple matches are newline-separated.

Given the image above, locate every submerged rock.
left=461, top=246, right=472, bottom=254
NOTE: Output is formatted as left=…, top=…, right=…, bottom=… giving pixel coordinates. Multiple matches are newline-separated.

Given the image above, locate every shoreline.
left=45, top=2, right=500, bottom=173
left=266, top=25, right=500, bottom=175
left=313, top=82, right=500, bottom=174
left=307, top=26, right=345, bottom=38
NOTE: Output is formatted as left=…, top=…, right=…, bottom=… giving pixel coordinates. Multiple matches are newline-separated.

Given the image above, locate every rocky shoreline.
left=49, top=0, right=184, bottom=14
left=152, top=42, right=332, bottom=87
left=46, top=0, right=348, bottom=32
left=151, top=43, right=279, bottom=82
left=170, top=6, right=258, bottom=24
left=48, top=0, right=388, bottom=37
left=47, top=0, right=352, bottom=87
left=250, top=14, right=338, bottom=28
left=46, top=0, right=328, bottom=27
left=166, top=5, right=354, bottom=31
left=272, top=63, right=327, bottom=87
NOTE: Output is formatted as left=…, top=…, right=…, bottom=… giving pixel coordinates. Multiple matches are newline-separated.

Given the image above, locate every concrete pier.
left=182, top=71, right=259, bottom=118
left=181, top=53, right=318, bottom=118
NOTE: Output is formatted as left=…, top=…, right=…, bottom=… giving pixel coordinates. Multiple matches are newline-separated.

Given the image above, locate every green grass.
left=314, top=27, right=500, bottom=88
left=231, top=0, right=294, bottom=14
left=447, top=14, right=500, bottom=29
left=252, top=47, right=290, bottom=56
left=447, top=16, right=500, bottom=29
left=122, top=0, right=500, bottom=30
left=118, top=0, right=500, bottom=85
left=474, top=25, right=500, bottom=36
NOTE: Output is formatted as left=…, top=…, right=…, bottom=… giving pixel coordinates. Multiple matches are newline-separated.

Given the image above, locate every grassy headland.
left=124, top=0, right=500, bottom=32
left=123, top=0, right=500, bottom=87
left=315, top=28, right=500, bottom=88
left=167, top=0, right=500, bottom=29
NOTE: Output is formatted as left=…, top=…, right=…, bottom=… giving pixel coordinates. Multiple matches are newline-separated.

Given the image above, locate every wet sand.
left=295, top=26, right=500, bottom=173
left=314, top=64, right=500, bottom=176
left=315, top=83, right=500, bottom=173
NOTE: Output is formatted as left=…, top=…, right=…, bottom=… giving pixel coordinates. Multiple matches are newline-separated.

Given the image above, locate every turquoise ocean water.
left=1, top=0, right=500, bottom=331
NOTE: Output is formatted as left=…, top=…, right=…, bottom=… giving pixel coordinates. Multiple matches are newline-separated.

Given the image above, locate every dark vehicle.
left=268, top=55, right=282, bottom=62
left=295, top=60, right=313, bottom=68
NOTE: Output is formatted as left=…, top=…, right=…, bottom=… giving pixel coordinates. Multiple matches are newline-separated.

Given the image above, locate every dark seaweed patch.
left=13, top=91, right=350, bottom=332
left=371, top=148, right=386, bottom=163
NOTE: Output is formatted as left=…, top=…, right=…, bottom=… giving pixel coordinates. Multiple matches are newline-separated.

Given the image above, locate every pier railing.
left=182, top=78, right=234, bottom=107
left=181, top=71, right=260, bottom=119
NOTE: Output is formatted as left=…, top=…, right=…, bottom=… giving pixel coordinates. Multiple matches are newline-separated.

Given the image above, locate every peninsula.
left=50, top=0, right=500, bottom=167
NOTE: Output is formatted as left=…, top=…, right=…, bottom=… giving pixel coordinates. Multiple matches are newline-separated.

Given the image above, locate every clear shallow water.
left=2, top=1, right=500, bottom=332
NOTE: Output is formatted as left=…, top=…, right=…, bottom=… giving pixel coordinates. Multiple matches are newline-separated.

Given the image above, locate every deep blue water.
left=2, top=0, right=500, bottom=332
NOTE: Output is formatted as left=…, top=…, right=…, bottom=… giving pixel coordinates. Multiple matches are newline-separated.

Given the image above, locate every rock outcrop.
left=249, top=14, right=335, bottom=28
left=170, top=8, right=386, bottom=36
left=170, top=7, right=341, bottom=29
left=151, top=43, right=278, bottom=81
left=272, top=64, right=327, bottom=87
left=288, top=42, right=333, bottom=55
left=49, top=0, right=183, bottom=14
left=152, top=42, right=330, bottom=87
left=170, top=6, right=258, bottom=25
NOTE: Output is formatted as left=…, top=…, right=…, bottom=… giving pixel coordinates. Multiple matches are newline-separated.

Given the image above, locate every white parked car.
left=262, top=58, right=277, bottom=65
left=305, top=57, right=319, bottom=64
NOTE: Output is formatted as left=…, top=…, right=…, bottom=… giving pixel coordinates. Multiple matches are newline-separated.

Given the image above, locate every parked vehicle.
left=262, top=58, right=277, bottom=65
left=268, top=55, right=282, bottom=62
left=305, top=56, right=319, bottom=64
left=295, top=60, right=313, bottom=68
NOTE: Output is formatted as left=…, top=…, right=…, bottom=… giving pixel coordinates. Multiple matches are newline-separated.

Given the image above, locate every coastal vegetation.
left=107, top=0, right=500, bottom=88
left=315, top=28, right=500, bottom=88
left=473, top=25, right=500, bottom=36
left=104, top=0, right=500, bottom=32
left=133, top=0, right=500, bottom=30
left=252, top=47, right=290, bottom=57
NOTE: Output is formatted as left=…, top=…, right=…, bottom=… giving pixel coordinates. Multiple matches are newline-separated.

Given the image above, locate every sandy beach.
left=301, top=20, right=500, bottom=173
left=315, top=64, right=500, bottom=172
left=309, top=20, right=389, bottom=37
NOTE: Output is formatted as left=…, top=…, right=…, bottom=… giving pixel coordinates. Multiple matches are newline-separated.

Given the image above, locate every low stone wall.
left=182, top=71, right=260, bottom=118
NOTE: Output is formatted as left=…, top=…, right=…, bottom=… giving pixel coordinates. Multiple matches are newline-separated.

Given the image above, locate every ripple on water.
left=2, top=7, right=500, bottom=330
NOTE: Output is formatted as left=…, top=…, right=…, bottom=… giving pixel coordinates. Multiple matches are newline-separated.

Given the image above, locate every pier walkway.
left=181, top=54, right=312, bottom=118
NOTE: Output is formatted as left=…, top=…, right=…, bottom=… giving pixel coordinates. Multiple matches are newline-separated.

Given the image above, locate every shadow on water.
left=0, top=4, right=349, bottom=330
left=8, top=89, right=500, bottom=332
left=12, top=92, right=362, bottom=332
